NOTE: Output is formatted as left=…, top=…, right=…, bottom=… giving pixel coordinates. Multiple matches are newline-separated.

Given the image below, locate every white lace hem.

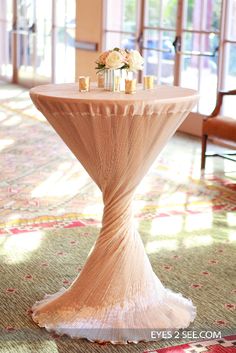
left=31, top=286, right=196, bottom=344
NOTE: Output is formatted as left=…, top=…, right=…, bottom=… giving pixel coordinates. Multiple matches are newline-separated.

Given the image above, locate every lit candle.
left=97, top=73, right=104, bottom=88
left=143, top=75, right=154, bottom=89
left=125, top=78, right=136, bottom=94
left=114, top=76, right=121, bottom=92
left=78, top=76, right=90, bottom=92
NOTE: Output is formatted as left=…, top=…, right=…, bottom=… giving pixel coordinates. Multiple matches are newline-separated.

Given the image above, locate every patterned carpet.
left=0, top=83, right=235, bottom=353
left=144, top=335, right=236, bottom=353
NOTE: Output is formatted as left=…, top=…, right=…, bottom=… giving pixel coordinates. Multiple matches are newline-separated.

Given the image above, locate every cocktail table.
left=30, top=83, right=199, bottom=344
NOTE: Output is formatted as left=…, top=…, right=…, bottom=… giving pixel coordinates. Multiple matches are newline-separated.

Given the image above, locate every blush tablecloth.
left=29, top=83, right=199, bottom=344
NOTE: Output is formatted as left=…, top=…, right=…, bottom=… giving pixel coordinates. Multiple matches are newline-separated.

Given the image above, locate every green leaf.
left=95, top=63, right=105, bottom=70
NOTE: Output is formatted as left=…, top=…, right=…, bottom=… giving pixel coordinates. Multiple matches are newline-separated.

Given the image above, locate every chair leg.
left=201, top=134, right=208, bottom=170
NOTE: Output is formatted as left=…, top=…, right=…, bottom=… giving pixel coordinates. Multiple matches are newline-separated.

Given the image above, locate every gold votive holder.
left=125, top=79, right=136, bottom=94
left=114, top=76, right=121, bottom=92
left=78, top=76, right=90, bottom=92
left=143, top=75, right=154, bottom=89
left=97, top=73, right=104, bottom=88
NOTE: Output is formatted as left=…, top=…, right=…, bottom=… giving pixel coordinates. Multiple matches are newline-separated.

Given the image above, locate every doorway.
left=0, top=0, right=76, bottom=87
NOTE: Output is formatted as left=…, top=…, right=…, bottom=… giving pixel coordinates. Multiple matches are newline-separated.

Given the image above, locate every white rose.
left=128, top=50, right=144, bottom=71
left=105, top=51, right=124, bottom=69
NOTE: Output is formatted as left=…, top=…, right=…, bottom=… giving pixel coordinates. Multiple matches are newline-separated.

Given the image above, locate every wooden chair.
left=201, top=89, right=236, bottom=170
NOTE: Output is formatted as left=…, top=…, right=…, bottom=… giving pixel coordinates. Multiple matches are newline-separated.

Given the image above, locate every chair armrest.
left=220, top=89, right=236, bottom=96
left=210, top=89, right=236, bottom=117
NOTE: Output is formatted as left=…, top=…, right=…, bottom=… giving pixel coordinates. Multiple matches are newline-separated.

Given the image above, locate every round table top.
left=30, top=83, right=199, bottom=105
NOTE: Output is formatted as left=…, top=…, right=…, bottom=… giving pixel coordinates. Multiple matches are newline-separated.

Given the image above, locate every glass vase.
left=104, top=69, right=133, bottom=92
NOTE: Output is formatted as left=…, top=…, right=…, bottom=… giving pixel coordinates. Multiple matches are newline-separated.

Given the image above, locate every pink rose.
left=98, top=51, right=110, bottom=65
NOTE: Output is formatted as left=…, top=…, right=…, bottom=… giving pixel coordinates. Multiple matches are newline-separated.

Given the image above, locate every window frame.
left=104, top=0, right=236, bottom=112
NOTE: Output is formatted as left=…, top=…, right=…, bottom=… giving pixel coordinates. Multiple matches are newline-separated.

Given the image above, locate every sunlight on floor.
left=150, top=216, right=183, bottom=236
left=0, top=111, right=7, bottom=121
left=228, top=231, right=236, bottom=242
left=0, top=88, right=25, bottom=100
left=83, top=204, right=103, bottom=217
left=0, top=138, right=14, bottom=151
left=156, top=191, right=189, bottom=211
left=227, top=212, right=236, bottom=226
left=0, top=91, right=45, bottom=122
left=183, top=235, right=213, bottom=248
left=185, top=212, right=213, bottom=231
left=145, top=233, right=216, bottom=254
left=145, top=239, right=178, bottom=254
left=136, top=177, right=154, bottom=194
left=7, top=100, right=32, bottom=110
left=31, top=164, right=89, bottom=198
left=134, top=200, right=147, bottom=213
left=204, top=157, right=236, bottom=174
left=1, top=231, right=43, bottom=264
left=7, top=213, right=21, bottom=221
left=2, top=115, right=22, bottom=126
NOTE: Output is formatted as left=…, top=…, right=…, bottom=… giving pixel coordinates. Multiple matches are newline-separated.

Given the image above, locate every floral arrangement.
left=95, top=47, right=144, bottom=72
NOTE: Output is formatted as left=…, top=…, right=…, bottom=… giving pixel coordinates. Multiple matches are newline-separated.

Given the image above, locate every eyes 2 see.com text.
left=150, top=330, right=222, bottom=340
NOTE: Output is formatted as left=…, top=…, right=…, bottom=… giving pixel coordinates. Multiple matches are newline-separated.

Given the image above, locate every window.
left=54, top=0, right=76, bottom=83
left=0, top=0, right=76, bottom=86
left=104, top=0, right=236, bottom=116
left=0, top=1, right=13, bottom=80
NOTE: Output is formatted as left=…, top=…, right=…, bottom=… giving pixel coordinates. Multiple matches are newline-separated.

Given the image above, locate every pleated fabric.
left=30, top=83, right=199, bottom=344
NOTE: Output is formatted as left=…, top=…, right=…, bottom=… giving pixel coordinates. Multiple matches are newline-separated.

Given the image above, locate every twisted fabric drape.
left=30, top=83, right=199, bottom=344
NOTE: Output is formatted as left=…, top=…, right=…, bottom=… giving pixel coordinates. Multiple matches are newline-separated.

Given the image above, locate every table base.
left=31, top=227, right=196, bottom=344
